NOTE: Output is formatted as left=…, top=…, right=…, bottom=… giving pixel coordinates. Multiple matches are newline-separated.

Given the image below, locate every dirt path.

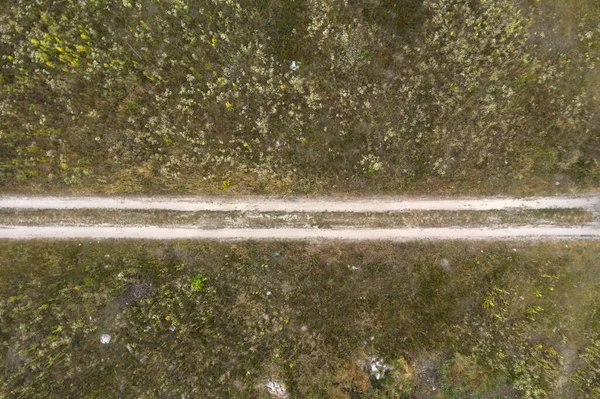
left=0, top=194, right=598, bottom=240
left=0, top=225, right=598, bottom=240
left=1, top=194, right=598, bottom=212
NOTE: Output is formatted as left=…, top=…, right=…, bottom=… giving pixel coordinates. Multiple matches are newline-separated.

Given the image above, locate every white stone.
left=265, top=380, right=288, bottom=398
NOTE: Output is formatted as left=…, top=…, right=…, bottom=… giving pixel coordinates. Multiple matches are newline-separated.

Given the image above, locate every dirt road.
left=0, top=194, right=597, bottom=240
left=1, top=194, right=598, bottom=212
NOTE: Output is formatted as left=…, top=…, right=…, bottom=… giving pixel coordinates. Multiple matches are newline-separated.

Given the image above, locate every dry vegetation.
left=1, top=0, right=599, bottom=194
left=1, top=241, right=600, bottom=398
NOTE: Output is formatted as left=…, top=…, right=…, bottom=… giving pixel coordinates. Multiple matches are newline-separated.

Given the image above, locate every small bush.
left=190, top=272, right=207, bottom=292
left=441, top=353, right=506, bottom=397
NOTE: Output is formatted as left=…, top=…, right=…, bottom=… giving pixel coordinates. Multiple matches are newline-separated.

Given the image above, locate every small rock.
left=290, top=61, right=297, bottom=71
left=100, top=334, right=111, bottom=344
left=144, top=326, right=151, bottom=332
left=266, top=291, right=272, bottom=296
left=265, top=380, right=288, bottom=398
left=365, top=357, right=392, bottom=380
left=440, top=258, right=451, bottom=272
left=169, top=326, right=177, bottom=332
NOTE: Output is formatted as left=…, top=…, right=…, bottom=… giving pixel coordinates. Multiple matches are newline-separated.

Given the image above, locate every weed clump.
left=190, top=272, right=207, bottom=292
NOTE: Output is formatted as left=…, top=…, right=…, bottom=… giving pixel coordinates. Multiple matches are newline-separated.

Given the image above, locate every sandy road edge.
left=1, top=226, right=599, bottom=240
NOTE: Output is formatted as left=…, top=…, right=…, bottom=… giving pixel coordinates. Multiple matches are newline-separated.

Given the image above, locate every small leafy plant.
left=190, top=272, right=207, bottom=292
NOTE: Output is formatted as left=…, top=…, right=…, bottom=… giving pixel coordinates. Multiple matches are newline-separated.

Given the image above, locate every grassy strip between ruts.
left=1, top=240, right=599, bottom=398
left=0, top=208, right=593, bottom=229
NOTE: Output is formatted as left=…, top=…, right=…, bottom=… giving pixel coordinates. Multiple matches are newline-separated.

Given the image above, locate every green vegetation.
left=0, top=207, right=593, bottom=228
left=572, top=338, right=600, bottom=397
left=1, top=0, right=599, bottom=194
left=190, top=272, right=207, bottom=292
left=1, top=240, right=600, bottom=398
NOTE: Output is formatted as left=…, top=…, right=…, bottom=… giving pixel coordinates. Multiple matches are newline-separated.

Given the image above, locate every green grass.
left=0, top=208, right=593, bottom=228
left=0, top=0, right=599, bottom=195
left=1, top=240, right=599, bottom=398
